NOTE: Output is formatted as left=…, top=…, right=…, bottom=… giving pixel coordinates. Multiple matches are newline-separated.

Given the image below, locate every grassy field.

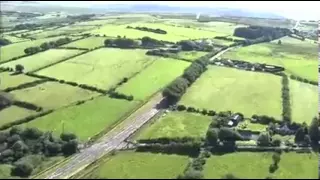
left=21, top=96, right=140, bottom=141
left=223, top=36, right=318, bottom=81
left=289, top=79, right=318, bottom=124
left=0, top=106, right=37, bottom=127
left=180, top=66, right=282, bottom=119
left=84, top=151, right=189, bottom=179
left=36, top=48, right=156, bottom=90
left=0, top=72, right=39, bottom=90
left=0, top=36, right=76, bottom=63
left=236, top=120, right=267, bottom=132
left=176, top=51, right=207, bottom=61
left=1, top=35, right=29, bottom=43
left=135, top=111, right=211, bottom=140
left=117, top=59, right=190, bottom=101
left=11, top=81, right=100, bottom=110
left=61, top=36, right=107, bottom=49
left=0, top=164, right=13, bottom=179
left=0, top=49, right=84, bottom=72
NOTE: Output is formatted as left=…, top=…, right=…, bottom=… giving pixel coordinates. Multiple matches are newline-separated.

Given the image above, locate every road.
left=209, top=46, right=237, bottom=62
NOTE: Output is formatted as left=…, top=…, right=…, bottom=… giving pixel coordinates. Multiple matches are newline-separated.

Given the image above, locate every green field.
left=36, top=48, right=156, bottom=90
left=180, top=66, right=282, bottom=119
left=203, top=152, right=316, bottom=179
left=223, top=36, right=318, bottom=81
left=0, top=164, right=13, bottom=179
left=0, top=72, right=39, bottom=90
left=11, top=81, right=100, bottom=110
left=176, top=51, right=207, bottom=61
left=22, top=96, right=140, bottom=141
left=0, top=106, right=37, bottom=127
left=61, top=36, right=107, bottom=49
left=289, top=79, right=318, bottom=124
left=0, top=49, right=84, bottom=72
left=0, top=36, right=75, bottom=63
left=135, top=111, right=211, bottom=140
left=117, top=59, right=190, bottom=101
left=84, top=152, right=188, bottom=179
left=236, top=120, right=267, bottom=132
left=1, top=35, right=29, bottom=43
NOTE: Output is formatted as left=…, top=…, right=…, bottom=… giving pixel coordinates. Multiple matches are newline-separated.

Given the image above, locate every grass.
left=176, top=51, right=208, bottom=61
left=180, top=66, right=282, bottom=119
left=236, top=120, right=267, bottom=132
left=1, top=35, right=29, bottom=43
left=0, top=36, right=75, bottom=63
left=83, top=151, right=189, bottom=179
left=0, top=106, right=37, bottom=127
left=0, top=72, right=39, bottom=90
left=10, top=81, right=100, bottom=110
left=21, top=96, right=140, bottom=142
left=36, top=48, right=156, bottom=90
left=289, top=79, right=318, bottom=124
left=223, top=36, right=318, bottom=81
left=135, top=111, right=212, bottom=140
left=0, top=49, right=84, bottom=72
left=117, top=59, right=190, bottom=101
left=0, top=164, right=14, bottom=179
left=61, top=36, right=107, bottom=49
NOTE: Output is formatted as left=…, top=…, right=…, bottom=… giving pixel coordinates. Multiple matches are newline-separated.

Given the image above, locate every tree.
left=257, top=132, right=271, bottom=146
left=206, top=128, right=218, bottom=145
left=21, top=127, right=43, bottom=140
left=277, top=40, right=282, bottom=45
left=40, top=42, right=51, bottom=50
left=271, top=138, right=281, bottom=147
left=60, top=133, right=77, bottom=142
left=308, top=117, right=320, bottom=143
left=178, top=169, right=203, bottom=179
left=10, top=126, right=23, bottom=136
left=15, top=64, right=24, bottom=73
left=11, top=162, right=33, bottom=177
left=294, top=127, right=305, bottom=143
left=61, top=139, right=78, bottom=156
left=272, top=152, right=281, bottom=165
left=218, top=128, right=243, bottom=141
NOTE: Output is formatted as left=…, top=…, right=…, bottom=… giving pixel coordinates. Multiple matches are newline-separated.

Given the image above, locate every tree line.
left=13, top=23, right=41, bottom=31
left=0, top=38, right=11, bottom=46
left=127, top=26, right=167, bottom=34
left=24, top=37, right=72, bottom=55
left=234, top=26, right=291, bottom=40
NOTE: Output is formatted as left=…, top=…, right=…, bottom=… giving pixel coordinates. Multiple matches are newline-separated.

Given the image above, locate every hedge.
left=3, top=79, right=48, bottom=92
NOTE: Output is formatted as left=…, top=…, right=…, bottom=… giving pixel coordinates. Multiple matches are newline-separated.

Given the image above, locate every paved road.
left=44, top=102, right=161, bottom=179
left=209, top=46, right=238, bottom=62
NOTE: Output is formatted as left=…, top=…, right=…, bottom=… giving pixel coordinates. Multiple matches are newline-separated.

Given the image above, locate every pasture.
left=289, top=79, right=318, bottom=124
left=10, top=81, right=100, bottom=110
left=117, top=59, right=190, bottom=101
left=0, top=49, right=84, bottom=72
left=0, top=72, right=39, bottom=90
left=0, top=106, right=37, bottom=127
left=176, top=51, right=207, bottom=61
left=180, top=66, right=282, bottom=119
left=61, top=36, right=107, bottom=49
left=36, top=48, right=156, bottom=90
left=223, top=36, right=318, bottom=81
left=135, top=111, right=211, bottom=140
left=21, top=96, right=140, bottom=141
left=1, top=35, right=29, bottom=43
left=83, top=151, right=189, bottom=179
left=236, top=120, right=267, bottom=132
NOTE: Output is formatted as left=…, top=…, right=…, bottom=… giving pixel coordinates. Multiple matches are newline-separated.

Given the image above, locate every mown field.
left=0, top=106, right=37, bottom=127
left=83, top=151, right=189, bottom=179
left=35, top=48, right=156, bottom=90
left=135, top=111, right=211, bottom=140
left=10, top=81, right=100, bottom=110
left=0, top=49, right=84, bottom=72
left=117, top=59, right=190, bottom=101
left=61, top=36, right=107, bottom=49
left=289, top=79, right=318, bottom=124
left=0, top=72, right=39, bottom=90
left=180, top=66, right=282, bottom=119
left=21, top=96, right=140, bottom=141
left=222, top=36, right=318, bottom=81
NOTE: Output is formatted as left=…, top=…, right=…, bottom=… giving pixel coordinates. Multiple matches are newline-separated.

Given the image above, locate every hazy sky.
left=39, top=1, right=320, bottom=20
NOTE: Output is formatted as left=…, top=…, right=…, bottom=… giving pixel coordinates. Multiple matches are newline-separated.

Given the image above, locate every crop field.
left=83, top=151, right=189, bottom=179
left=35, top=48, right=156, bottom=90
left=135, top=111, right=211, bottom=140
left=180, top=66, right=282, bottom=119
left=223, top=36, right=318, bottom=81
left=61, top=36, right=107, bottom=49
left=10, top=81, right=100, bottom=110
left=289, top=79, right=318, bottom=123
left=21, top=96, right=140, bottom=141
left=117, top=59, right=190, bottom=101
left=0, top=71, right=39, bottom=90
left=0, top=49, right=85, bottom=72
left=0, top=106, right=37, bottom=127
left=175, top=51, right=208, bottom=61
left=0, top=36, right=77, bottom=63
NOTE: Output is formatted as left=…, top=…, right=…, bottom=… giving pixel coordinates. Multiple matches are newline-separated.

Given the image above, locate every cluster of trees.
left=108, top=90, right=134, bottom=101
left=0, top=38, right=11, bottom=46
left=308, top=117, right=320, bottom=144
left=13, top=23, right=41, bottom=31
left=289, top=75, right=317, bottom=86
left=176, top=104, right=217, bottom=116
left=0, top=127, right=78, bottom=177
left=162, top=57, right=210, bottom=103
left=104, top=37, right=138, bottom=48
left=24, top=37, right=72, bottom=55
left=177, top=40, right=214, bottom=52
left=281, top=75, right=291, bottom=122
left=141, top=36, right=166, bottom=47
left=4, top=79, right=47, bottom=93
left=127, top=26, right=167, bottom=34
left=0, top=91, right=13, bottom=111
left=268, top=151, right=282, bottom=173
left=214, top=36, right=245, bottom=43
left=234, top=26, right=291, bottom=40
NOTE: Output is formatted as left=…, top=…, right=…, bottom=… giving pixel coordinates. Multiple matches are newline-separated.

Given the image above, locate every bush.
left=11, top=162, right=33, bottom=177
left=177, top=105, right=186, bottom=111
left=60, top=133, right=77, bottom=142
left=62, top=139, right=78, bottom=156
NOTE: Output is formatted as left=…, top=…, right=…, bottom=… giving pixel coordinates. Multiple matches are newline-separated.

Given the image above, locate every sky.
left=37, top=1, right=320, bottom=20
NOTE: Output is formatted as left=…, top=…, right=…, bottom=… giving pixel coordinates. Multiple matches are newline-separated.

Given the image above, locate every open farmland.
left=83, top=151, right=189, bottom=179
left=0, top=49, right=84, bottom=72
left=135, top=111, right=211, bottom=140
left=61, top=36, right=107, bottom=49
left=0, top=106, right=37, bottom=127
left=35, top=48, right=156, bottom=90
left=180, top=66, right=282, bottom=119
left=1, top=35, right=29, bottom=43
left=289, top=79, right=318, bottom=123
left=0, top=71, right=39, bottom=90
left=0, top=36, right=77, bottom=63
left=21, top=96, right=140, bottom=141
left=117, top=59, right=190, bottom=101
left=223, top=36, right=318, bottom=81
left=10, top=81, right=100, bottom=110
